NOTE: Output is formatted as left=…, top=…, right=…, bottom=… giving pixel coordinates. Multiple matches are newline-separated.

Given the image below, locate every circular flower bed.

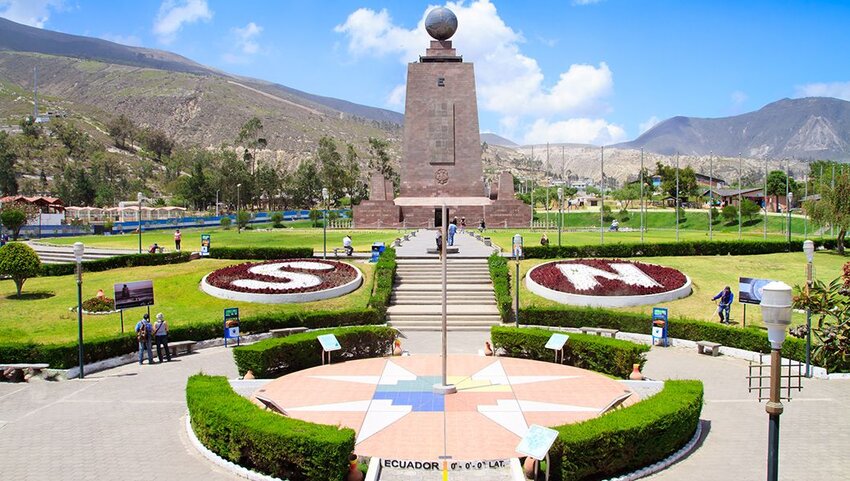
left=201, top=259, right=362, bottom=304
left=527, top=259, right=691, bottom=308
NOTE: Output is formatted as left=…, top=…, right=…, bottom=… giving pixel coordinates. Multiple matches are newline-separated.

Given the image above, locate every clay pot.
left=347, top=455, right=364, bottom=481
left=484, top=341, right=494, bottom=356
left=393, top=341, right=403, bottom=356
left=243, top=370, right=255, bottom=380
left=629, top=363, right=644, bottom=380
left=523, top=456, right=537, bottom=479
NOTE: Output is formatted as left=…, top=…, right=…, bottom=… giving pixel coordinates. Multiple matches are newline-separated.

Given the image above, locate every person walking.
left=135, top=313, right=154, bottom=365
left=478, top=218, right=486, bottom=232
left=174, top=229, right=182, bottom=251
left=711, top=286, right=735, bottom=324
left=448, top=219, right=457, bottom=246
left=153, top=313, right=171, bottom=363
left=435, top=230, right=443, bottom=258
left=460, top=217, right=466, bottom=231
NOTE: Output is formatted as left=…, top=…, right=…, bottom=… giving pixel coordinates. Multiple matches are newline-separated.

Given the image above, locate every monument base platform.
left=352, top=201, right=401, bottom=229
left=354, top=198, right=531, bottom=229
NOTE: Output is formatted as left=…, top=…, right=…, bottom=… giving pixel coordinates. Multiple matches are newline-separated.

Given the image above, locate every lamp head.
left=557, top=187, right=563, bottom=199
left=322, top=187, right=329, bottom=200
left=73, top=242, right=84, bottom=263
left=803, top=240, right=815, bottom=263
left=237, top=183, right=242, bottom=188
left=760, top=281, right=793, bottom=349
left=136, top=192, right=143, bottom=202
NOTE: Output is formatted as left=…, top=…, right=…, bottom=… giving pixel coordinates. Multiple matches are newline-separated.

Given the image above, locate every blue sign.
left=224, top=307, right=240, bottom=346
left=651, top=307, right=669, bottom=347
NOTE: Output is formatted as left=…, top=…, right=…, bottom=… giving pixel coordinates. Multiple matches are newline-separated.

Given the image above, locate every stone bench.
left=1, top=363, right=50, bottom=382
left=269, top=327, right=308, bottom=338
left=426, top=247, right=460, bottom=254
left=579, top=327, right=619, bottom=338
left=483, top=237, right=491, bottom=246
left=696, top=340, right=722, bottom=357
left=166, top=340, right=197, bottom=357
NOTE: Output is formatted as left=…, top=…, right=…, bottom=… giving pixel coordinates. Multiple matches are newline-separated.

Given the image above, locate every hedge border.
left=368, top=247, right=396, bottom=315
left=40, top=252, right=192, bottom=276
left=187, top=374, right=354, bottom=481
left=488, top=253, right=513, bottom=323
left=232, top=325, right=397, bottom=378
left=491, top=326, right=649, bottom=378
left=549, top=379, right=703, bottom=481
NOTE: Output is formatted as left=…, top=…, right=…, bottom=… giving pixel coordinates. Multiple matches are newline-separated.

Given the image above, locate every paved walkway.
left=395, top=229, right=496, bottom=258
left=0, top=335, right=848, bottom=480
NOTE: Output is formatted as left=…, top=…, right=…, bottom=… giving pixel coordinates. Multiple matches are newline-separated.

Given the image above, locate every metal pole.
left=323, top=203, right=327, bottom=260
left=76, top=261, right=84, bottom=379
left=806, top=261, right=813, bottom=377
left=434, top=203, right=455, bottom=395
left=515, top=260, right=520, bottom=327
left=137, top=197, right=142, bottom=254
left=709, top=152, right=713, bottom=241
left=738, top=154, right=742, bottom=240
left=237, top=184, right=241, bottom=234
left=530, top=184, right=534, bottom=228
left=600, top=146, right=604, bottom=245
left=120, top=310, right=124, bottom=334
left=640, top=148, right=645, bottom=243
left=764, top=157, right=768, bottom=239
left=558, top=192, right=562, bottom=246
left=766, top=348, right=783, bottom=481
left=786, top=159, right=791, bottom=244
left=804, top=177, right=808, bottom=238
left=675, top=153, right=680, bottom=242
left=546, top=187, right=550, bottom=230
left=831, top=164, right=835, bottom=237
left=215, top=190, right=219, bottom=217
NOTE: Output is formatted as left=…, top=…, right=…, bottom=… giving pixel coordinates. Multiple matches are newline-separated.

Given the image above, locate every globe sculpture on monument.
left=353, top=7, right=531, bottom=228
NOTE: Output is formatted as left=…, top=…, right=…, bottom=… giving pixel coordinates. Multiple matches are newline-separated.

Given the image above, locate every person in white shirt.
left=153, top=313, right=171, bottom=362
left=343, top=235, right=353, bottom=256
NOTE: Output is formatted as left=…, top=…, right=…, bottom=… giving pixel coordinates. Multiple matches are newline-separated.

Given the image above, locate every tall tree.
left=140, top=128, right=174, bottom=162
left=236, top=117, right=267, bottom=175
left=291, top=159, right=322, bottom=208
left=766, top=170, right=797, bottom=212
left=50, top=121, right=94, bottom=160
left=655, top=162, right=698, bottom=199
left=106, top=114, right=136, bottom=150
left=367, top=137, right=398, bottom=195
left=806, top=171, right=850, bottom=254
left=0, top=131, right=18, bottom=195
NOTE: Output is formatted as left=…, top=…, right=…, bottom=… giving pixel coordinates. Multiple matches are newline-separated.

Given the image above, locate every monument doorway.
left=434, top=207, right=442, bottom=228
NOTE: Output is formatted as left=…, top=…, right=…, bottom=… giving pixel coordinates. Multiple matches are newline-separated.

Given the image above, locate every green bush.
left=369, top=248, right=396, bottom=314
left=40, top=251, right=192, bottom=276
left=232, top=326, right=396, bottom=378
left=208, top=246, right=313, bottom=260
left=550, top=380, right=703, bottom=481
left=187, top=375, right=353, bottom=481
left=81, top=296, right=115, bottom=312
left=523, top=239, right=827, bottom=259
left=220, top=216, right=232, bottom=229
left=489, top=253, right=512, bottom=322
left=0, top=242, right=41, bottom=296
left=491, top=326, right=648, bottom=378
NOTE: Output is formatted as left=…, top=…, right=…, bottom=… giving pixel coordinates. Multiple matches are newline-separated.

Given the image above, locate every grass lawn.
left=517, top=251, right=847, bottom=328
left=0, top=258, right=375, bottom=344
left=48, top=224, right=411, bottom=253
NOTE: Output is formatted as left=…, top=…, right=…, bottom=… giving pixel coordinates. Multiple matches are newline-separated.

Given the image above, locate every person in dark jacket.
left=712, top=286, right=735, bottom=324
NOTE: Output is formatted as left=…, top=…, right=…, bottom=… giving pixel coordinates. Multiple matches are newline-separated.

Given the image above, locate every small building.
left=708, top=188, right=791, bottom=212
left=0, top=195, right=65, bottom=225
left=695, top=173, right=726, bottom=188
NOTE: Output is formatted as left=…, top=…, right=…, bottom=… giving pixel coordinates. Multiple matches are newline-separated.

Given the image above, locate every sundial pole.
left=435, top=202, right=456, bottom=395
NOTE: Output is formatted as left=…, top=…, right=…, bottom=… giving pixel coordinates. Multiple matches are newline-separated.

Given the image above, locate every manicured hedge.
left=232, top=326, right=396, bottom=378
left=522, top=306, right=807, bottom=364
left=523, top=239, right=835, bottom=260
left=491, top=326, right=648, bottom=378
left=208, top=246, right=313, bottom=260
left=40, top=252, right=192, bottom=276
left=550, top=380, right=703, bottom=481
left=369, top=248, right=396, bottom=314
left=187, top=374, right=354, bottom=481
left=488, top=253, right=513, bottom=323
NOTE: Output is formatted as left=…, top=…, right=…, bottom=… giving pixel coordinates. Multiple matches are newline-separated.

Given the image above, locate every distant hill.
left=615, top=97, right=850, bottom=160
left=480, top=132, right=518, bottom=147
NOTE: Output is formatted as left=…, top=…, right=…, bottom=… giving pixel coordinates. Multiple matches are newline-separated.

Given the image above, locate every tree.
left=611, top=183, right=642, bottom=209
left=271, top=212, right=284, bottom=228
left=0, top=242, right=41, bottom=297
left=721, top=204, right=738, bottom=224
left=655, top=162, right=698, bottom=200
left=106, top=114, right=136, bottom=150
left=140, top=128, right=174, bottom=162
left=806, top=171, right=850, bottom=254
left=740, top=199, right=761, bottom=220
left=367, top=137, right=399, bottom=194
left=50, top=121, right=95, bottom=160
left=0, top=205, right=30, bottom=240
left=766, top=170, right=798, bottom=212
left=236, top=210, right=251, bottom=231
left=0, top=131, right=18, bottom=195
left=290, top=159, right=322, bottom=208
left=236, top=117, right=267, bottom=175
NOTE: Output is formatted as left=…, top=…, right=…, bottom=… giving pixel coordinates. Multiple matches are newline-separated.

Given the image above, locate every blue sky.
left=4, top=0, right=850, bottom=145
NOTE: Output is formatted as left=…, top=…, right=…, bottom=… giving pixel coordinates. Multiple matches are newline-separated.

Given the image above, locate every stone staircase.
left=387, top=257, right=502, bottom=331
left=27, top=242, right=136, bottom=264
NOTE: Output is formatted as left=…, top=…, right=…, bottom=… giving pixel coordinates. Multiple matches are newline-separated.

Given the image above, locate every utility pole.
left=675, top=153, right=680, bottom=242
left=600, top=146, right=604, bottom=245
left=709, top=151, right=713, bottom=241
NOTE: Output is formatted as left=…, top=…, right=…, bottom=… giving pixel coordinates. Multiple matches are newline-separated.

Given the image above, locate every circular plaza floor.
left=253, top=354, right=636, bottom=461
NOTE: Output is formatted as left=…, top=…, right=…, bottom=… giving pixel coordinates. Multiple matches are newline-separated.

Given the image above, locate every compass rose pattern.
left=253, top=355, right=635, bottom=460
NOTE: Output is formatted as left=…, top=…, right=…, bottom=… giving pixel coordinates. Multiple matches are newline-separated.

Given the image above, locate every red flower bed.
left=529, top=259, right=687, bottom=297
left=206, top=259, right=358, bottom=295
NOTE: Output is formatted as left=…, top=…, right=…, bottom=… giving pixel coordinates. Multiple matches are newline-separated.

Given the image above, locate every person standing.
left=447, top=219, right=457, bottom=246
left=343, top=234, right=353, bottom=256
left=711, top=286, right=735, bottom=324
left=478, top=218, right=486, bottom=232
left=135, top=313, right=154, bottom=365
left=174, top=229, right=182, bottom=251
left=435, top=230, right=443, bottom=258
left=460, top=217, right=466, bottom=231
left=153, top=313, right=171, bottom=363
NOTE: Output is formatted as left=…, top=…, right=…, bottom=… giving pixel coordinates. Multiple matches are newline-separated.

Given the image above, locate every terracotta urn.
left=629, top=363, right=644, bottom=380
left=243, top=370, right=255, bottom=380
left=393, top=340, right=403, bottom=356
left=484, top=341, right=494, bottom=356
left=346, top=455, right=364, bottom=481
left=522, top=456, right=537, bottom=479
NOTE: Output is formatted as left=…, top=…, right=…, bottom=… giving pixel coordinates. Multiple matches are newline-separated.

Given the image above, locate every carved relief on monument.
left=435, top=168, right=449, bottom=185
left=428, top=101, right=455, bottom=165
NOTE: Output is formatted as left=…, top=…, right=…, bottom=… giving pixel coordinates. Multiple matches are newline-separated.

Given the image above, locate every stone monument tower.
left=353, top=7, right=530, bottom=228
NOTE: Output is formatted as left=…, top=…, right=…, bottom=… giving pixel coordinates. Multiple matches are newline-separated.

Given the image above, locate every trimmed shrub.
left=491, top=326, right=648, bottom=378
left=369, top=248, right=396, bottom=314
left=40, top=251, right=191, bottom=277
left=208, top=246, right=313, bottom=260
left=489, top=253, right=512, bottom=322
left=523, top=239, right=832, bottom=260
left=550, top=380, right=703, bottom=481
left=232, top=326, right=396, bottom=378
left=0, top=242, right=41, bottom=296
left=187, top=375, right=353, bottom=481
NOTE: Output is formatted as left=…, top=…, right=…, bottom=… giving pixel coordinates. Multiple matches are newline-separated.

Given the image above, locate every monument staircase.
left=387, top=229, right=503, bottom=331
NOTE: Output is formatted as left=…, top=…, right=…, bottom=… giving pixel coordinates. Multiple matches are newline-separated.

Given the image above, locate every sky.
left=3, top=0, right=850, bottom=146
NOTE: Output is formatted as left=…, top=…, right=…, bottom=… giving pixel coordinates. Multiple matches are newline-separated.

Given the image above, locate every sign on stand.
left=651, top=307, right=669, bottom=347
left=317, top=333, right=341, bottom=365
left=738, top=276, right=775, bottom=326
left=516, top=424, right=559, bottom=460
left=224, top=307, right=240, bottom=347
left=545, top=333, right=569, bottom=363
left=200, top=234, right=211, bottom=256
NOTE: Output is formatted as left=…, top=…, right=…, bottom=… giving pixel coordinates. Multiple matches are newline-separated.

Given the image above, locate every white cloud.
left=0, top=0, right=64, bottom=28
left=335, top=0, right=618, bottom=143
left=153, top=0, right=212, bottom=44
left=386, top=84, right=406, bottom=109
left=639, top=115, right=660, bottom=134
left=795, top=81, right=850, bottom=101
left=233, top=22, right=262, bottom=55
left=523, top=118, right=626, bottom=145
left=572, top=0, right=605, bottom=5
left=101, top=33, right=142, bottom=47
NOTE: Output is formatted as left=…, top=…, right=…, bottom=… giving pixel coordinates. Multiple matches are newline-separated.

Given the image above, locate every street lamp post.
left=322, top=188, right=329, bottom=260
left=760, top=281, right=793, bottom=481
left=786, top=191, right=793, bottom=244
left=74, top=242, right=85, bottom=379
left=557, top=187, right=563, bottom=247
left=803, top=240, right=814, bottom=377
left=136, top=192, right=143, bottom=254
left=215, top=190, right=220, bottom=217
left=236, top=183, right=242, bottom=234
left=513, top=234, right=523, bottom=327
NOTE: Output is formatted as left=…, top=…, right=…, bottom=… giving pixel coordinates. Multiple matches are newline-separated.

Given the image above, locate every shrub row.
left=40, top=252, right=192, bottom=276
left=187, top=374, right=353, bottom=481
left=491, top=326, right=648, bottom=378
left=522, top=306, right=807, bottom=364
left=488, top=253, right=513, bottom=323
left=208, top=246, right=313, bottom=260
left=523, top=239, right=835, bottom=260
left=369, top=248, right=397, bottom=314
left=550, top=380, right=704, bottom=481
left=232, top=326, right=397, bottom=378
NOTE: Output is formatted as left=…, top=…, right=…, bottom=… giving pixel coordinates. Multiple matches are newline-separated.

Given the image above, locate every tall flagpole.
left=764, top=157, right=768, bottom=239
left=600, top=146, right=605, bottom=245
left=640, top=148, right=645, bottom=244
left=675, top=153, right=680, bottom=242
left=709, top=151, right=713, bottom=241
left=738, top=153, right=742, bottom=240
